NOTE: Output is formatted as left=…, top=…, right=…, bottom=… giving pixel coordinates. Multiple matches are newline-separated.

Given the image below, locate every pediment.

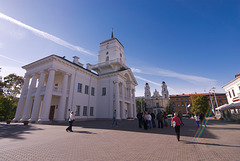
left=119, top=69, right=138, bottom=86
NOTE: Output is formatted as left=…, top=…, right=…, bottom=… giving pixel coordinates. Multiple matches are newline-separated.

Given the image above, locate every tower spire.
left=111, top=28, right=114, bottom=38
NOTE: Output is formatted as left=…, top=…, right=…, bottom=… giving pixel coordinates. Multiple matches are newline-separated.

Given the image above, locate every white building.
left=223, top=74, right=240, bottom=104
left=13, top=34, right=138, bottom=122
left=136, top=82, right=169, bottom=114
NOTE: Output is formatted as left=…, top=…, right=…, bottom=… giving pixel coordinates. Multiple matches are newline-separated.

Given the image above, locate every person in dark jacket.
left=157, top=111, right=164, bottom=128
left=137, top=111, right=143, bottom=128
left=151, top=112, right=156, bottom=128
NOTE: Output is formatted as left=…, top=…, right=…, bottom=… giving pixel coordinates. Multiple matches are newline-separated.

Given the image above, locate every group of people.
left=137, top=111, right=169, bottom=130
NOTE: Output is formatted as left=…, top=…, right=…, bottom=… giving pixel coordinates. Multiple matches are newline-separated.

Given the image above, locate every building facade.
left=223, top=74, right=240, bottom=104
left=136, top=82, right=169, bottom=115
left=13, top=35, right=138, bottom=122
left=170, top=93, right=228, bottom=114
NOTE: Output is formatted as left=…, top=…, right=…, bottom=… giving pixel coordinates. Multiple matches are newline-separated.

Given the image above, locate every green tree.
left=166, top=103, right=174, bottom=114
left=136, top=98, right=146, bottom=113
left=191, top=95, right=209, bottom=115
left=0, top=73, right=23, bottom=121
left=0, top=95, right=18, bottom=121
left=3, top=74, right=24, bottom=98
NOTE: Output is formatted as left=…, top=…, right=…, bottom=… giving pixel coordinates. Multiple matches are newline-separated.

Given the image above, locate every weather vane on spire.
left=111, top=28, right=114, bottom=38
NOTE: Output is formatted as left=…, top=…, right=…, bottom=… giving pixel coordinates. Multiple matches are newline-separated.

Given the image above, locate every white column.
left=21, top=74, right=37, bottom=121
left=38, top=69, right=55, bottom=122
left=13, top=75, right=31, bottom=122
left=67, top=73, right=75, bottom=119
left=115, top=81, right=120, bottom=119
left=29, top=71, right=46, bottom=122
left=56, top=73, right=69, bottom=121
left=132, top=88, right=136, bottom=118
left=129, top=86, right=133, bottom=118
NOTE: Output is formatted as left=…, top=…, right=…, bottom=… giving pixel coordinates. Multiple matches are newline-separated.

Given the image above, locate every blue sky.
left=0, top=0, right=239, bottom=96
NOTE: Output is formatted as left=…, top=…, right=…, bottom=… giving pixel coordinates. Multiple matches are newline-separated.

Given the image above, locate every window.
left=218, top=97, right=221, bottom=100
left=75, top=106, right=80, bottom=116
left=164, top=88, right=166, bottom=91
left=106, top=52, right=108, bottom=55
left=177, top=104, right=180, bottom=107
left=90, top=107, right=94, bottom=116
left=229, top=91, right=232, bottom=98
left=185, top=98, right=188, bottom=101
left=176, top=99, right=179, bottom=101
left=85, top=85, right=89, bottom=94
left=165, top=94, right=167, bottom=98
left=173, top=103, right=175, bottom=107
left=172, top=99, right=174, bottom=102
left=181, top=99, right=183, bottom=102
left=232, top=89, right=235, bottom=97
left=182, top=103, right=184, bottom=107
left=102, top=87, right=106, bottom=96
left=224, top=97, right=226, bottom=100
left=106, top=56, right=109, bottom=62
left=91, top=87, right=95, bottom=96
left=120, top=53, right=122, bottom=57
left=83, top=106, right=88, bottom=116
left=156, top=103, right=159, bottom=107
left=77, top=83, right=82, bottom=93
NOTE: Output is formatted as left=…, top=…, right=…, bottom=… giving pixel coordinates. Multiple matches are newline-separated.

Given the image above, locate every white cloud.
left=0, top=54, right=25, bottom=64
left=135, top=75, right=178, bottom=94
left=0, top=12, right=97, bottom=57
left=132, top=67, right=216, bottom=85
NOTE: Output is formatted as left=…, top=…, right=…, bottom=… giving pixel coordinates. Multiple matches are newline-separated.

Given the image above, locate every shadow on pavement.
left=182, top=140, right=240, bottom=148
left=72, top=131, right=97, bottom=134
left=72, top=118, right=217, bottom=139
left=0, top=123, right=44, bottom=140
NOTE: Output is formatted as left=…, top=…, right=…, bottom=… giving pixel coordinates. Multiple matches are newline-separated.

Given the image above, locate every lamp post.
left=209, top=87, right=218, bottom=115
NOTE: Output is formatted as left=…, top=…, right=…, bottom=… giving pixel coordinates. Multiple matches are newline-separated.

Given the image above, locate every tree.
left=136, top=98, right=146, bottom=113
left=0, top=95, right=18, bottom=121
left=191, top=95, right=209, bottom=115
left=3, top=74, right=24, bottom=98
left=166, top=103, right=174, bottom=114
left=0, top=73, right=23, bottom=121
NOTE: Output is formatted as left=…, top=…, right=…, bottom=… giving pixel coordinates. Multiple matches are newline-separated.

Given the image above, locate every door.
left=49, top=106, right=55, bottom=120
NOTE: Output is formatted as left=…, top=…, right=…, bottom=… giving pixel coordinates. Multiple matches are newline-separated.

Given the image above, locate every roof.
left=170, top=93, right=226, bottom=97
left=100, top=37, right=124, bottom=48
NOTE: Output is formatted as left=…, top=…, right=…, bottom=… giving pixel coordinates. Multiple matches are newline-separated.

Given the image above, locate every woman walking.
left=66, top=111, right=75, bottom=132
left=171, top=112, right=181, bottom=141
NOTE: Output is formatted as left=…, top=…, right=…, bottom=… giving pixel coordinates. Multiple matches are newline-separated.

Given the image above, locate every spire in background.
left=111, top=28, right=114, bottom=38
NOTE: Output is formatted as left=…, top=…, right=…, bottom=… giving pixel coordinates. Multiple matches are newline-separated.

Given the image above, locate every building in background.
left=13, top=34, right=138, bottom=122
left=170, top=93, right=228, bottom=114
left=136, top=81, right=170, bottom=115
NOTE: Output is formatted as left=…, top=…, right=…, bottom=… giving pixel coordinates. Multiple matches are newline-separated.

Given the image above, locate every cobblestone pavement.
left=0, top=118, right=240, bottom=161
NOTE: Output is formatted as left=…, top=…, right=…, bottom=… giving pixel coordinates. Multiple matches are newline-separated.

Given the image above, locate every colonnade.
left=114, top=81, right=136, bottom=120
left=13, top=69, right=70, bottom=122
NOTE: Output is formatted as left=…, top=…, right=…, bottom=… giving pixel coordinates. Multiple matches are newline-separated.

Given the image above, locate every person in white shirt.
left=194, top=114, right=200, bottom=127
left=146, top=113, right=152, bottom=129
left=66, top=111, right=75, bottom=132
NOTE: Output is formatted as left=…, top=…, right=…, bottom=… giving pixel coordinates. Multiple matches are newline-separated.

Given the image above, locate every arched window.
left=106, top=56, right=109, bottom=62
left=106, top=52, right=109, bottom=55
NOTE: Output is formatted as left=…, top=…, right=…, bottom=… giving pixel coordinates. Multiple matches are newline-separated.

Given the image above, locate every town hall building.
left=13, top=34, right=138, bottom=122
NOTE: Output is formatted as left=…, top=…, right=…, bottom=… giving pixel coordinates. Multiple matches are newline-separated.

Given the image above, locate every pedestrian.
left=199, top=112, right=204, bottom=125
left=112, top=109, right=118, bottom=127
left=145, top=112, right=152, bottom=129
left=194, top=114, right=200, bottom=127
left=143, top=111, right=148, bottom=130
left=137, top=111, right=143, bottom=128
left=157, top=111, right=164, bottom=128
left=178, top=112, right=184, bottom=126
left=163, top=111, right=168, bottom=127
left=66, top=111, right=75, bottom=132
left=171, top=112, right=181, bottom=141
left=151, top=112, right=156, bottom=128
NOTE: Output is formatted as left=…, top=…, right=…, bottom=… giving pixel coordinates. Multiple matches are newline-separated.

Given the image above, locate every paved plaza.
left=0, top=118, right=240, bottom=161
